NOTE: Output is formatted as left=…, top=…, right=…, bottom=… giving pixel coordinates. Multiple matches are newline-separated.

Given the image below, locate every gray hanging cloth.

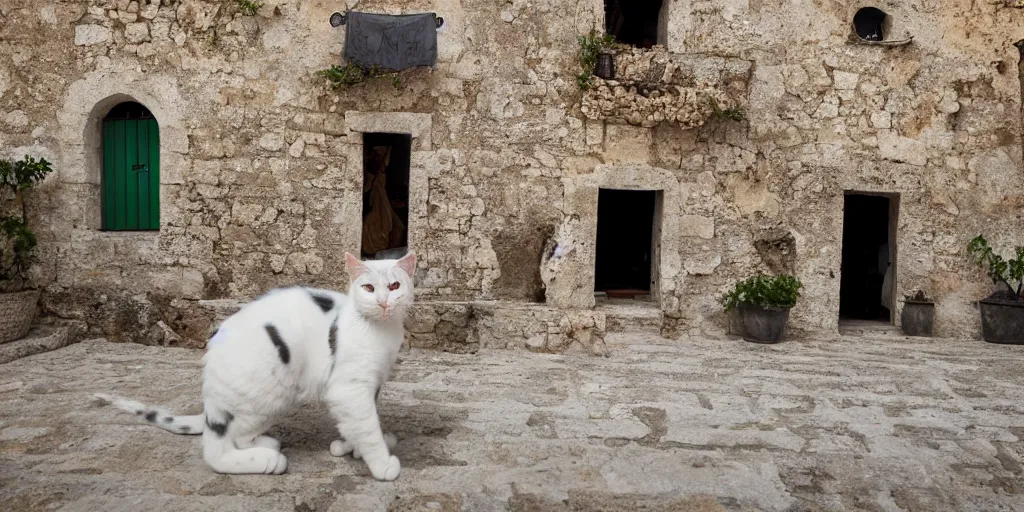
left=343, top=11, right=438, bottom=71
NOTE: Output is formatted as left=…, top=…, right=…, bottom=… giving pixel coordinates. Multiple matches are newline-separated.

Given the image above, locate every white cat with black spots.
left=96, top=252, right=415, bottom=479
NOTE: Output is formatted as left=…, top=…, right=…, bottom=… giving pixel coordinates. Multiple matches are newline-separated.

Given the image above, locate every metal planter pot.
left=979, top=298, right=1024, bottom=344
left=735, top=304, right=790, bottom=344
left=900, top=300, right=935, bottom=337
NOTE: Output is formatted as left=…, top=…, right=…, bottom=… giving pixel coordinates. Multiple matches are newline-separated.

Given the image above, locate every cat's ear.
left=396, top=252, right=416, bottom=278
left=345, top=252, right=367, bottom=282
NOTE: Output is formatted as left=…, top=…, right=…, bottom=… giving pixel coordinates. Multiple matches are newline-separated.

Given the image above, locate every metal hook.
left=436, top=16, right=444, bottom=29
left=330, top=12, right=346, bottom=27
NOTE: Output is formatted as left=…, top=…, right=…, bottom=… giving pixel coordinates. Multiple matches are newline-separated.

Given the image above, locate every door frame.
left=840, top=190, right=900, bottom=323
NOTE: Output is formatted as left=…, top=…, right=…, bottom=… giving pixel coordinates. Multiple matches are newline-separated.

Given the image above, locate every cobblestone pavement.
left=1, top=335, right=1023, bottom=511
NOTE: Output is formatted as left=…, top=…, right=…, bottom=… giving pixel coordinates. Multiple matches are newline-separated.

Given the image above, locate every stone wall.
left=0, top=0, right=1022, bottom=348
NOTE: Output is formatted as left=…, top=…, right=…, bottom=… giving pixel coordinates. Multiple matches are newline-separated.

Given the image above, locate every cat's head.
left=345, top=251, right=416, bottom=322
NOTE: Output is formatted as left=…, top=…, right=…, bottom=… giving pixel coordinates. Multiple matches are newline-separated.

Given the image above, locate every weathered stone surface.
left=73, top=25, right=111, bottom=46
left=1, top=337, right=1023, bottom=510
left=681, top=215, right=714, bottom=239
left=0, top=325, right=77, bottom=365
left=0, top=0, right=1021, bottom=345
left=407, top=301, right=607, bottom=356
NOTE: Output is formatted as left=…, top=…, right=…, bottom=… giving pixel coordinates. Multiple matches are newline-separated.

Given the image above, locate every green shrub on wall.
left=967, top=235, right=1024, bottom=301
left=0, top=155, right=54, bottom=290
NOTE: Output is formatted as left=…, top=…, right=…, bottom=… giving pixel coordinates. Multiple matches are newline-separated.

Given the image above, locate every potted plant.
left=723, top=274, right=802, bottom=343
left=900, top=290, right=935, bottom=337
left=0, top=155, right=54, bottom=343
left=966, top=235, right=1024, bottom=344
left=577, top=31, right=616, bottom=89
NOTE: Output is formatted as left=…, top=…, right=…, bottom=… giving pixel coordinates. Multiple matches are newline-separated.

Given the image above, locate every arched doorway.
left=101, top=101, right=160, bottom=231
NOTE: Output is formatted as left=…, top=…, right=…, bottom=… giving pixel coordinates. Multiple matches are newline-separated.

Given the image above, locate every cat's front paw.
left=369, top=455, right=401, bottom=481
left=328, top=434, right=397, bottom=459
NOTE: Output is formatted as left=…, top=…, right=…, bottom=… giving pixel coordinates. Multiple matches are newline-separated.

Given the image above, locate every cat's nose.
left=378, top=301, right=388, bottom=309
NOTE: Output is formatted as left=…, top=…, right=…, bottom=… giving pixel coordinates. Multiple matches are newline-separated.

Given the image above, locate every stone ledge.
left=408, top=301, right=607, bottom=356
left=581, top=48, right=750, bottom=128
left=0, top=325, right=81, bottom=365
left=194, top=299, right=608, bottom=356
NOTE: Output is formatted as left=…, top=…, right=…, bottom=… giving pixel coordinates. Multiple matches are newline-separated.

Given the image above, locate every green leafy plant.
left=576, top=31, right=615, bottom=91
left=709, top=97, right=746, bottom=122
left=1, top=155, right=54, bottom=288
left=967, top=235, right=1024, bottom=301
left=723, top=274, right=802, bottom=311
left=236, top=0, right=262, bottom=16
left=316, top=63, right=402, bottom=89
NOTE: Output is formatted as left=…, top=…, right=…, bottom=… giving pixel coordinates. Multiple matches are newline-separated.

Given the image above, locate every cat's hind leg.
left=201, top=409, right=287, bottom=475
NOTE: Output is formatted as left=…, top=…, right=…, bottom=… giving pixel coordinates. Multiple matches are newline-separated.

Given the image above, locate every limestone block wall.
left=0, top=0, right=1021, bottom=347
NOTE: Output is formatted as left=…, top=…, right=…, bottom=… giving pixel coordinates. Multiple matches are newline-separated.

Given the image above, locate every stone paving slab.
left=1, top=336, right=1023, bottom=511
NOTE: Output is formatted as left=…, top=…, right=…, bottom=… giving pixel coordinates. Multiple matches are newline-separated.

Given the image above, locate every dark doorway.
left=361, top=133, right=411, bottom=259
left=605, top=0, right=664, bottom=48
left=839, top=193, right=897, bottom=322
left=595, top=189, right=658, bottom=298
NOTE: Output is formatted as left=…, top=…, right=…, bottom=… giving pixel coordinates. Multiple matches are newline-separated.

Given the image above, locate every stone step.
left=197, top=299, right=246, bottom=325
left=838, top=320, right=901, bottom=337
left=599, top=301, right=664, bottom=335
left=0, top=325, right=80, bottom=365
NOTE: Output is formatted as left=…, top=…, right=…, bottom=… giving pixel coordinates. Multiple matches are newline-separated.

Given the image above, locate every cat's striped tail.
left=94, top=393, right=204, bottom=435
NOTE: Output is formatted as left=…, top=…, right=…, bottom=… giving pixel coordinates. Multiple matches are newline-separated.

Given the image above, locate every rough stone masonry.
left=0, top=0, right=1023, bottom=349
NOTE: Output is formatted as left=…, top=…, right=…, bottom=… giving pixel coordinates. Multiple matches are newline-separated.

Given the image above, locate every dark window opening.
left=105, top=101, right=154, bottom=121
left=839, top=194, right=897, bottom=322
left=101, top=101, right=160, bottom=231
left=605, top=0, right=664, bottom=49
left=853, top=7, right=887, bottom=41
left=595, top=189, right=657, bottom=298
left=361, top=132, right=411, bottom=260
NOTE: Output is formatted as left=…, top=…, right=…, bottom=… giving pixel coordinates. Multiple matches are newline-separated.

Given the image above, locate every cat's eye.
left=388, top=282, right=401, bottom=291
left=362, top=284, right=375, bottom=293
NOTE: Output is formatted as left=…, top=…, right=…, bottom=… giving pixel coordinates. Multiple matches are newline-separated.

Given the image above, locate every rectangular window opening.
left=361, top=132, right=412, bottom=260
left=594, top=188, right=660, bottom=301
left=839, top=192, right=899, bottom=324
left=605, top=0, right=665, bottom=49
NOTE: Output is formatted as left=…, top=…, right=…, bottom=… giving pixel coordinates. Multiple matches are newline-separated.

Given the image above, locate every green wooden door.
left=102, top=118, right=160, bottom=230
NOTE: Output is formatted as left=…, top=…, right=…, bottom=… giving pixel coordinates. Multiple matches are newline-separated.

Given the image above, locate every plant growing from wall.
left=967, top=235, right=1024, bottom=301
left=722, top=274, right=802, bottom=311
left=0, top=155, right=54, bottom=290
left=236, top=0, right=262, bottom=16
left=576, top=31, right=615, bottom=91
left=709, top=98, right=746, bottom=122
left=316, top=63, right=402, bottom=89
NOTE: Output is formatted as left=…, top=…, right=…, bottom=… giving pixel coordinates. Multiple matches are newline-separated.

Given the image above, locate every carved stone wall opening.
left=605, top=0, right=665, bottom=48
left=853, top=7, right=889, bottom=42
left=594, top=188, right=661, bottom=303
left=361, top=132, right=412, bottom=260
left=840, top=192, right=900, bottom=325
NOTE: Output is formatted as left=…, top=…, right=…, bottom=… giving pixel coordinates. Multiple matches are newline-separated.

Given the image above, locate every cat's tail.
left=93, top=393, right=204, bottom=435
